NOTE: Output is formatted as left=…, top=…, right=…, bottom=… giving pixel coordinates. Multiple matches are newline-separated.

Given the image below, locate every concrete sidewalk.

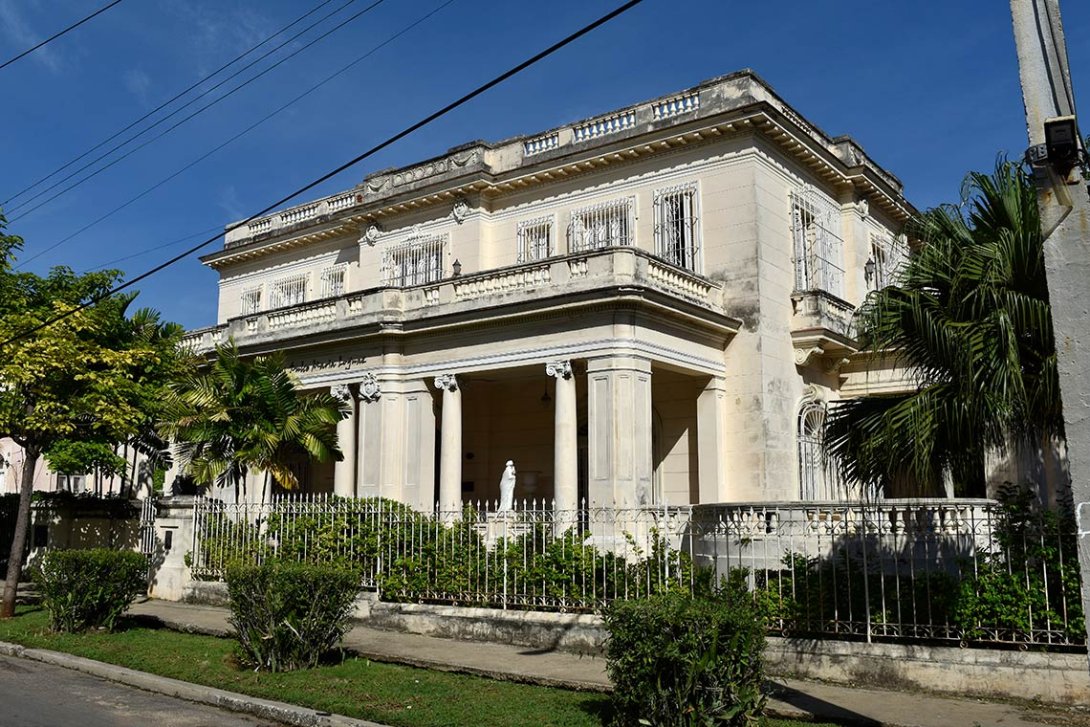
left=128, top=599, right=1088, bottom=727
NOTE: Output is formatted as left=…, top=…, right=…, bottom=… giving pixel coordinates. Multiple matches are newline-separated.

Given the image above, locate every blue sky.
left=1, top=0, right=1087, bottom=330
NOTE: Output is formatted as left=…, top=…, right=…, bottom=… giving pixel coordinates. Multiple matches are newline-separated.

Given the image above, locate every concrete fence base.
left=176, top=581, right=1090, bottom=706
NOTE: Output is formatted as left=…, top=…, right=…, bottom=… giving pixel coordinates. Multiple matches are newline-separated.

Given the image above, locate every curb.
left=0, top=640, right=386, bottom=727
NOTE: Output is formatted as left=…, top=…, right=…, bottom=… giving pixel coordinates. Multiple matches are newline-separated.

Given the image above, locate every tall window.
left=654, top=182, right=700, bottom=272
left=320, top=264, right=347, bottom=298
left=569, top=197, right=634, bottom=252
left=517, top=216, right=554, bottom=263
left=790, top=187, right=843, bottom=297
left=269, top=273, right=308, bottom=309
left=797, top=393, right=843, bottom=501
left=240, top=287, right=262, bottom=315
left=384, top=234, right=446, bottom=286
left=866, top=233, right=908, bottom=292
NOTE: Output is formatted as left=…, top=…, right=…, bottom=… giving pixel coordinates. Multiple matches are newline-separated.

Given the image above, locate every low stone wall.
left=357, top=600, right=606, bottom=656
left=175, top=577, right=1090, bottom=705
left=764, top=637, right=1090, bottom=706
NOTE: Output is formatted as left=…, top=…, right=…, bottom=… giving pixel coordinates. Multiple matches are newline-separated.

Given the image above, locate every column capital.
left=545, top=360, right=573, bottom=380
left=434, top=373, right=459, bottom=392
left=330, top=383, right=354, bottom=404
left=358, top=372, right=381, bottom=402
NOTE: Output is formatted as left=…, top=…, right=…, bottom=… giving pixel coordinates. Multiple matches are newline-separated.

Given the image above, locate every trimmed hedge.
left=603, top=589, right=766, bottom=726
left=225, top=560, right=360, bottom=672
left=33, top=548, right=147, bottom=632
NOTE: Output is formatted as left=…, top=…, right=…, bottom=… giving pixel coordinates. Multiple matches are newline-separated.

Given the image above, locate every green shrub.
left=33, top=548, right=147, bottom=632
left=225, top=560, right=360, bottom=672
left=603, top=589, right=766, bottom=726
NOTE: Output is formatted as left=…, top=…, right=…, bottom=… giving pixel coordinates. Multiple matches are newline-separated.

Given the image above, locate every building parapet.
left=217, top=70, right=910, bottom=255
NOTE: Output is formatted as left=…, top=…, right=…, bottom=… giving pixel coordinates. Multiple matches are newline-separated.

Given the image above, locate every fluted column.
left=434, top=373, right=462, bottom=518
left=331, top=384, right=357, bottom=498
left=547, top=360, right=578, bottom=524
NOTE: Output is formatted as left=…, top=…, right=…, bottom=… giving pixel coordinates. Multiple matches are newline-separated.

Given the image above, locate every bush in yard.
left=33, top=548, right=147, bottom=632
left=603, top=588, right=766, bottom=726
left=226, top=560, right=360, bottom=671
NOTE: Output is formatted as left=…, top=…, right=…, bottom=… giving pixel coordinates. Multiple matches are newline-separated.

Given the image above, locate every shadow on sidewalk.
left=767, top=680, right=880, bottom=727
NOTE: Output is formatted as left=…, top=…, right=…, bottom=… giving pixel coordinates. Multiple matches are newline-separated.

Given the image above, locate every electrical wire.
left=2, top=0, right=341, bottom=208
left=7, top=0, right=386, bottom=222
left=0, top=0, right=647, bottom=347
left=0, top=0, right=124, bottom=72
left=17, top=0, right=455, bottom=270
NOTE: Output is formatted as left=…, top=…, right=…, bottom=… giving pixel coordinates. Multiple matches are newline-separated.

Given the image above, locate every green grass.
left=0, top=606, right=833, bottom=727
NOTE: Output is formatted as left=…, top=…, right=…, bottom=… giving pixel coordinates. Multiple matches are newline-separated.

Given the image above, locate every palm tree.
left=825, top=161, right=1060, bottom=497
left=161, top=342, right=347, bottom=501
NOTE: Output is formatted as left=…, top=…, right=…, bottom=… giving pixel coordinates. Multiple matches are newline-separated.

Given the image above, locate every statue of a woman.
left=497, top=460, right=517, bottom=513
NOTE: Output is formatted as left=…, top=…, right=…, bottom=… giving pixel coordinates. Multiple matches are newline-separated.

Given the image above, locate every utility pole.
left=1009, top=0, right=1090, bottom=658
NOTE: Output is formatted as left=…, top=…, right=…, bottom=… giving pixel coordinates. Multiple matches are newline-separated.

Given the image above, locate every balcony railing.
left=182, top=248, right=729, bottom=353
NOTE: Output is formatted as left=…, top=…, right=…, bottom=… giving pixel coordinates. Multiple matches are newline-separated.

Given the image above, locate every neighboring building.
left=181, top=70, right=917, bottom=510
left=0, top=438, right=145, bottom=498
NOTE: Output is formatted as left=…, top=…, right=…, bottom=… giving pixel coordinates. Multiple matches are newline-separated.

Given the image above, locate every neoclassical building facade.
left=180, top=70, right=915, bottom=510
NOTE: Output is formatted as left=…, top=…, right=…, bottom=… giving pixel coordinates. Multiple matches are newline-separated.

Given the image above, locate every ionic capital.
left=434, top=373, right=459, bottom=392
left=545, top=360, right=572, bottom=380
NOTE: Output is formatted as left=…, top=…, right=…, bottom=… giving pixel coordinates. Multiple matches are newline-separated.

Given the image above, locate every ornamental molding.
left=451, top=197, right=470, bottom=224
left=359, top=372, right=381, bottom=402
left=361, top=223, right=382, bottom=246
left=330, top=383, right=354, bottom=404
left=433, top=373, right=458, bottom=392
left=545, top=360, right=572, bottom=380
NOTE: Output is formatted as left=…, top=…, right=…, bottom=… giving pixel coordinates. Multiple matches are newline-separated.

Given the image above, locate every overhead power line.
left=7, top=0, right=385, bottom=221
left=17, top=0, right=455, bottom=270
left=0, top=0, right=124, bottom=73
left=1, top=0, right=647, bottom=347
left=2, top=0, right=340, bottom=208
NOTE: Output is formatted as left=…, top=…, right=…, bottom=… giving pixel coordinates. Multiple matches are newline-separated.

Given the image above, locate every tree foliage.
left=826, top=162, right=1059, bottom=495
left=0, top=211, right=188, bottom=617
left=161, top=342, right=346, bottom=498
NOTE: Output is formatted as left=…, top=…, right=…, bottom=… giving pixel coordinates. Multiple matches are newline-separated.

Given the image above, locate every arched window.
left=797, top=398, right=827, bottom=501
left=797, top=389, right=846, bottom=501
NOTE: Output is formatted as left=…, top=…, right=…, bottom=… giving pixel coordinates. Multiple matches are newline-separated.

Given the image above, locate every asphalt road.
left=0, top=654, right=285, bottom=727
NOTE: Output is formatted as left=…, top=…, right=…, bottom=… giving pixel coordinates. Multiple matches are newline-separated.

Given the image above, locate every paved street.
left=0, top=655, right=284, bottom=727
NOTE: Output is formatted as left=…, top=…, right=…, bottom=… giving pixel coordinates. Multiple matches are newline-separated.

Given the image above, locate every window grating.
left=517, top=216, right=553, bottom=263
left=269, top=272, right=308, bottom=309
left=320, top=264, right=347, bottom=298
left=384, top=234, right=446, bottom=286
left=569, top=197, right=634, bottom=253
left=867, top=233, right=909, bottom=292
left=654, top=182, right=700, bottom=272
left=240, top=287, right=262, bottom=316
left=790, top=187, right=844, bottom=297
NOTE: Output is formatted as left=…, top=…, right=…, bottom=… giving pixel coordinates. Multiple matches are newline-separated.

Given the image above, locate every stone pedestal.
left=148, top=496, right=197, bottom=602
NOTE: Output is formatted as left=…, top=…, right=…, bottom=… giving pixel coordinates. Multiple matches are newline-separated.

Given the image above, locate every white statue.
left=497, top=460, right=517, bottom=513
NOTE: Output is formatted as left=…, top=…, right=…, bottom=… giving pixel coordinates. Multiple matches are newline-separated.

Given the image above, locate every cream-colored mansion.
left=181, top=70, right=915, bottom=511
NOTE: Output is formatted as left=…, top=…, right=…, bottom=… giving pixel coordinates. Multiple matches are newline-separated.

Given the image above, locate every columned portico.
left=435, top=373, right=462, bottom=516
left=586, top=356, right=653, bottom=508
left=331, top=384, right=357, bottom=498
left=547, top=360, right=578, bottom=519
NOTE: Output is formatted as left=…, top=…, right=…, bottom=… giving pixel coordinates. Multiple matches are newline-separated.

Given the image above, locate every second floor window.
left=384, top=234, right=446, bottom=287
left=654, top=182, right=700, bottom=272
left=790, top=187, right=843, bottom=297
left=570, top=197, right=634, bottom=252
left=269, top=273, right=308, bottom=309
left=240, top=287, right=262, bottom=315
left=866, top=233, right=908, bottom=292
left=517, top=216, right=553, bottom=263
left=320, top=264, right=347, bottom=298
